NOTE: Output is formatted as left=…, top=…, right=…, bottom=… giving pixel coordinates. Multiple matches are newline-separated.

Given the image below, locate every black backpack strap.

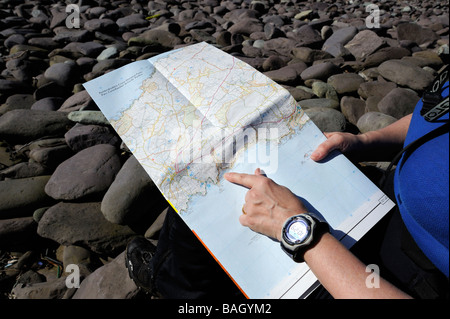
left=421, top=65, right=449, bottom=122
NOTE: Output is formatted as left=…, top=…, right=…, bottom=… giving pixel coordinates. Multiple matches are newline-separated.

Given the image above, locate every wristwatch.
left=280, top=212, right=329, bottom=262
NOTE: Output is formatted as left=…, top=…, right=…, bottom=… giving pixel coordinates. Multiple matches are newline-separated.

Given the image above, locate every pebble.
left=116, top=14, right=149, bottom=31
left=72, top=252, right=139, bottom=299
left=300, top=62, right=339, bottom=81
left=397, top=22, right=440, bottom=47
left=378, top=59, right=436, bottom=91
left=101, top=155, right=166, bottom=226
left=304, top=107, right=347, bottom=132
left=68, top=110, right=109, bottom=125
left=292, top=47, right=333, bottom=64
left=83, top=19, right=118, bottom=33
left=37, top=202, right=136, bottom=255
left=0, top=176, right=53, bottom=219
left=0, top=0, right=448, bottom=300
left=357, top=112, right=398, bottom=133
left=263, top=37, right=297, bottom=56
left=363, top=47, right=411, bottom=68
left=11, top=274, right=70, bottom=299
left=96, top=47, right=119, bottom=61
left=285, top=86, right=315, bottom=101
left=0, top=162, right=50, bottom=180
left=344, top=30, right=385, bottom=60
left=340, top=96, right=367, bottom=125
left=53, top=28, right=91, bottom=43
left=321, top=26, right=358, bottom=57
left=0, top=94, right=35, bottom=115
left=292, top=25, right=323, bottom=48
left=28, top=143, right=73, bottom=169
left=44, top=144, right=121, bottom=201
left=62, top=245, right=93, bottom=271
left=0, top=79, right=31, bottom=99
left=127, top=29, right=183, bottom=50
left=64, top=123, right=120, bottom=152
left=327, top=73, right=365, bottom=94
left=299, top=98, right=340, bottom=110
left=377, top=88, right=421, bottom=119
left=44, top=62, right=80, bottom=87
left=0, top=109, right=72, bottom=144
left=58, top=90, right=97, bottom=113
left=30, top=97, right=65, bottom=111
left=311, top=81, right=338, bottom=101
left=262, top=55, right=288, bottom=72
left=0, top=141, right=19, bottom=169
left=0, top=217, right=37, bottom=250
left=264, top=62, right=306, bottom=85
left=358, top=81, right=398, bottom=99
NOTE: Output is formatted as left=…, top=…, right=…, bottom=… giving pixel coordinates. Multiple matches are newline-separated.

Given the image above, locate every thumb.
left=254, top=168, right=267, bottom=177
left=310, top=133, right=340, bottom=161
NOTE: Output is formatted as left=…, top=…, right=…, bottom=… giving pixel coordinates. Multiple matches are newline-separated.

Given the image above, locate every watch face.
left=285, top=219, right=310, bottom=244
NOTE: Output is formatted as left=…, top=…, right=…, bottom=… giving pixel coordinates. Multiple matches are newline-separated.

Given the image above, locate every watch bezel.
left=281, top=214, right=316, bottom=250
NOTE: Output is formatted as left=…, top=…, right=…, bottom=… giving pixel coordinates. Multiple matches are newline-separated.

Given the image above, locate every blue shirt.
left=394, top=81, right=449, bottom=277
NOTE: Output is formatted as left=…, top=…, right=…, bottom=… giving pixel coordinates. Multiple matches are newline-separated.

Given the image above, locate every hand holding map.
left=84, top=42, right=394, bottom=298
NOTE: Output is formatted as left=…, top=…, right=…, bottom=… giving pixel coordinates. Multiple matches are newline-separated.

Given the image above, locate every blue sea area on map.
left=83, top=60, right=154, bottom=121
left=147, top=47, right=182, bottom=64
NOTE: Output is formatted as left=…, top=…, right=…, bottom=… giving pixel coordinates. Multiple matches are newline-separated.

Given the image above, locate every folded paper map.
left=84, top=42, right=395, bottom=299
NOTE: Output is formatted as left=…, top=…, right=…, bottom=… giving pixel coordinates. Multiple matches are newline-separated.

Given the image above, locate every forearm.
left=362, top=114, right=411, bottom=146
left=311, top=114, right=413, bottom=162
left=355, top=114, right=412, bottom=160
left=303, top=233, right=412, bottom=299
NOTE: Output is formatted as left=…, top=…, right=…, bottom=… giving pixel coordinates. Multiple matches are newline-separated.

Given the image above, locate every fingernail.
left=311, top=151, right=321, bottom=160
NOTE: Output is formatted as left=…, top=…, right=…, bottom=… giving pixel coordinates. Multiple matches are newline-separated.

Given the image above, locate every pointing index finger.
left=224, top=172, right=258, bottom=189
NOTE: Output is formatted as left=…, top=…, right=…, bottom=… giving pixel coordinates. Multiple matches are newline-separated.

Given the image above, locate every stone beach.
left=0, top=0, right=448, bottom=299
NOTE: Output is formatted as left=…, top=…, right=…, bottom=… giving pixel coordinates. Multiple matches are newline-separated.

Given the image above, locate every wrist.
left=275, top=211, right=300, bottom=242
left=302, top=231, right=331, bottom=262
left=358, top=131, right=376, bottom=148
left=275, top=207, right=307, bottom=242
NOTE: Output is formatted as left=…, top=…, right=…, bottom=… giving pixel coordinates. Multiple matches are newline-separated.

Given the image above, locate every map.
left=84, top=42, right=395, bottom=299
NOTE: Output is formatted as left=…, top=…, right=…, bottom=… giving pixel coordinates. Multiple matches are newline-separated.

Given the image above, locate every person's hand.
left=310, top=132, right=366, bottom=162
left=224, top=168, right=307, bottom=241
